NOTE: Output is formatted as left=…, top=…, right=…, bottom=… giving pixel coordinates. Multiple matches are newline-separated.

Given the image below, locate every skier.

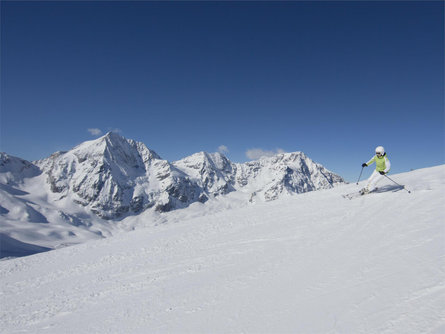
left=360, top=146, right=391, bottom=194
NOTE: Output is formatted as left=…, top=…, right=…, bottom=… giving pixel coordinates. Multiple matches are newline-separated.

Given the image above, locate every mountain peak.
left=0, top=153, right=41, bottom=185
left=175, top=151, right=232, bottom=174
left=185, top=151, right=228, bottom=163
left=88, top=131, right=128, bottom=152
left=101, top=131, right=126, bottom=144
left=69, top=132, right=161, bottom=162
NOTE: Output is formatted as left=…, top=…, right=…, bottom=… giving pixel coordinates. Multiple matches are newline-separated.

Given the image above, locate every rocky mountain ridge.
left=2, top=132, right=344, bottom=220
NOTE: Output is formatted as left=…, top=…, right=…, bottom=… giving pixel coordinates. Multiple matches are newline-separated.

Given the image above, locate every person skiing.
left=360, top=146, right=391, bottom=194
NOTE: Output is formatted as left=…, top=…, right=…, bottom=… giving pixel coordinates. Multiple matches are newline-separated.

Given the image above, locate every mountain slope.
left=0, top=153, right=41, bottom=185
left=1, top=165, right=444, bottom=333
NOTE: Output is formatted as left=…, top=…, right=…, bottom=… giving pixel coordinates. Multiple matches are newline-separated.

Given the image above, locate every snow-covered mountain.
left=172, top=150, right=344, bottom=202
left=3, top=132, right=343, bottom=217
left=34, top=132, right=204, bottom=219
left=172, top=151, right=236, bottom=198
left=0, top=153, right=41, bottom=185
left=1, top=165, right=443, bottom=333
left=232, top=151, right=344, bottom=201
left=0, top=132, right=344, bottom=255
left=30, top=133, right=343, bottom=219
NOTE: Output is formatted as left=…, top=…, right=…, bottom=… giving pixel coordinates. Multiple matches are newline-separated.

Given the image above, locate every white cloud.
left=246, top=148, right=286, bottom=160
left=218, top=145, right=229, bottom=154
left=108, top=128, right=123, bottom=134
left=88, top=128, right=103, bottom=136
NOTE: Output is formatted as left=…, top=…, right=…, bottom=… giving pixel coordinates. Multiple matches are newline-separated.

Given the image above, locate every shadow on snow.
left=374, top=184, right=405, bottom=193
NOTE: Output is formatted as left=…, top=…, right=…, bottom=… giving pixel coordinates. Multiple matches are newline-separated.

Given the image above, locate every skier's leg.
left=362, top=171, right=377, bottom=194
left=366, top=170, right=377, bottom=191
left=366, top=170, right=384, bottom=192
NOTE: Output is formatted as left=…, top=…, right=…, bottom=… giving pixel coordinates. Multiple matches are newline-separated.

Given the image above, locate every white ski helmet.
left=375, top=146, right=385, bottom=155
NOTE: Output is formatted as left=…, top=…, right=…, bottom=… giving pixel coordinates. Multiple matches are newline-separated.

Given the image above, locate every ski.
left=342, top=192, right=362, bottom=200
left=342, top=188, right=378, bottom=200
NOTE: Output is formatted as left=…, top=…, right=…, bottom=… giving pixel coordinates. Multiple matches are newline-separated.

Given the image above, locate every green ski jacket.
left=366, top=154, right=391, bottom=173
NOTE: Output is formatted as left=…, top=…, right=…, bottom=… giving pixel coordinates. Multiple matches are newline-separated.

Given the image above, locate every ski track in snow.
left=0, top=166, right=444, bottom=333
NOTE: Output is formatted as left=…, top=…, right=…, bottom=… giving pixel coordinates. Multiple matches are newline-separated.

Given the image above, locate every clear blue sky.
left=1, top=1, right=444, bottom=181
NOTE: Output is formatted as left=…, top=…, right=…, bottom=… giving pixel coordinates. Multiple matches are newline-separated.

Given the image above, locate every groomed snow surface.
left=1, top=166, right=444, bottom=333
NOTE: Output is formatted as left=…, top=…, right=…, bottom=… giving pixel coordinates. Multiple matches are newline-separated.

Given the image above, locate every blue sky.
left=1, top=1, right=443, bottom=181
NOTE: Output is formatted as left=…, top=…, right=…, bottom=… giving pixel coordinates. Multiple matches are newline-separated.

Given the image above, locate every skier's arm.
left=365, top=156, right=376, bottom=166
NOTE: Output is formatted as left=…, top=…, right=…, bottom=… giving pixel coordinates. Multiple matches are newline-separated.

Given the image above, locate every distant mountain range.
left=1, top=132, right=344, bottom=220
left=0, top=132, right=344, bottom=256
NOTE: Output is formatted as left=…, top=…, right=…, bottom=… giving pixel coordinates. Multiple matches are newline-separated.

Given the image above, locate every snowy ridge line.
left=0, top=165, right=444, bottom=333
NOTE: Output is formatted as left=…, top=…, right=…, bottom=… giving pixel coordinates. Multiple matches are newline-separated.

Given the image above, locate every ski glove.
left=379, top=171, right=386, bottom=175
left=362, top=163, right=367, bottom=167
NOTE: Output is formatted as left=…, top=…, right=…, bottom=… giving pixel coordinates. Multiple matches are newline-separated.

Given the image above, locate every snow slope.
left=0, top=165, right=444, bottom=333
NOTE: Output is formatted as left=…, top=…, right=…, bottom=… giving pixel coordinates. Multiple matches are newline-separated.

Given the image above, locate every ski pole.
left=384, top=174, right=411, bottom=193
left=356, top=166, right=364, bottom=185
